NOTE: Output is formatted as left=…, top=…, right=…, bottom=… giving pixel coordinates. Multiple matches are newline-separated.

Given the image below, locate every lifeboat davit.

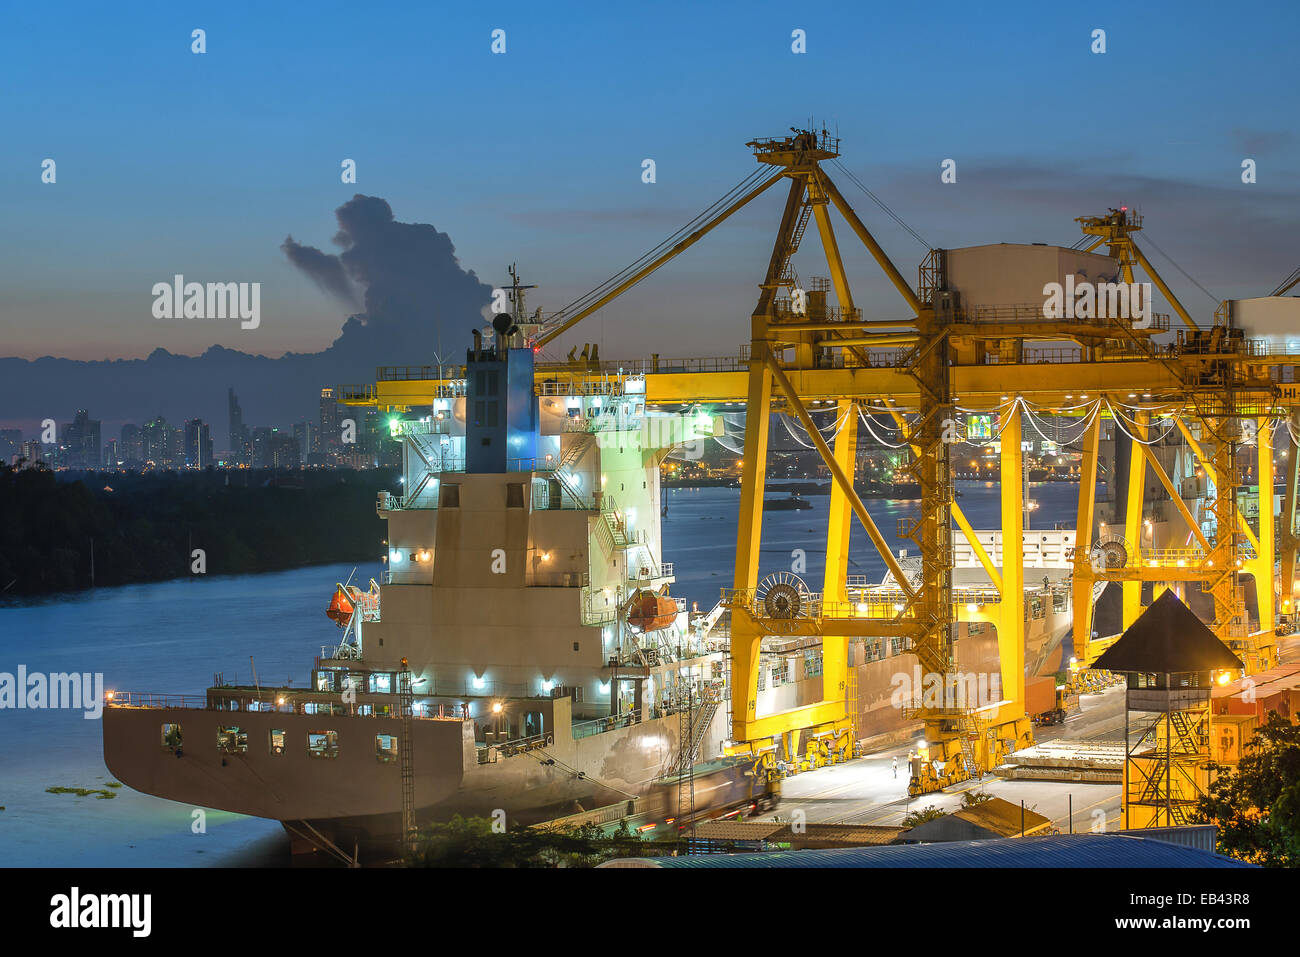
left=326, top=585, right=355, bottom=627
left=626, top=589, right=677, bottom=633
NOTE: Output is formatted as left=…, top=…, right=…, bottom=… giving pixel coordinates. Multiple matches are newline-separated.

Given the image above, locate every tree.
left=1194, top=711, right=1300, bottom=867
left=901, top=805, right=946, bottom=828
left=960, top=790, right=993, bottom=808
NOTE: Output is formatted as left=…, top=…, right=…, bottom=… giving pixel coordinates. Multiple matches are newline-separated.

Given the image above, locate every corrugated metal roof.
left=598, top=833, right=1254, bottom=868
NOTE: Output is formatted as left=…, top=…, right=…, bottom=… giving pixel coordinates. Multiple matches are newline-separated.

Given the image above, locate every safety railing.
left=105, top=691, right=209, bottom=710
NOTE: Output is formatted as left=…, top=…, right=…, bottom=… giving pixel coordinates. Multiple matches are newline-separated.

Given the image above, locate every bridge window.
left=307, top=730, right=340, bottom=759
left=370, top=673, right=392, bottom=694
left=376, top=733, right=398, bottom=763
left=217, top=726, right=248, bottom=754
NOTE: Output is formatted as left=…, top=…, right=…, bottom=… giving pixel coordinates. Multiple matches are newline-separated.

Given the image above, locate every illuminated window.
left=161, top=723, right=182, bottom=751
left=217, top=726, right=248, bottom=754
left=307, top=730, right=340, bottom=759
left=375, top=734, right=398, bottom=763
left=269, top=728, right=286, bottom=755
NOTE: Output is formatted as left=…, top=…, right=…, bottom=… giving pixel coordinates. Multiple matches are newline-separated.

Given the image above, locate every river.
left=0, top=480, right=1083, bottom=866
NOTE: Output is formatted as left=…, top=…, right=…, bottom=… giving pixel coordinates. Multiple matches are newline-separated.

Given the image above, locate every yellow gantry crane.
left=344, top=128, right=1295, bottom=795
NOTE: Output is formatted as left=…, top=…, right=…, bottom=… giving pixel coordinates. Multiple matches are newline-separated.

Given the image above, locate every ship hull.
left=103, top=704, right=696, bottom=849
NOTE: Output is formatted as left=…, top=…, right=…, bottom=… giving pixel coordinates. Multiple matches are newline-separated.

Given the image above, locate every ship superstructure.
left=104, top=274, right=732, bottom=858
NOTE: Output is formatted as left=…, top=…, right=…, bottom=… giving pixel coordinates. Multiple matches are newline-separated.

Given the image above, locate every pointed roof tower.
left=1092, top=590, right=1243, bottom=674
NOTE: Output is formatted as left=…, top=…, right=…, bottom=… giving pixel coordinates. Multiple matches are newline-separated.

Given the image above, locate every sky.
left=2, top=0, right=1298, bottom=376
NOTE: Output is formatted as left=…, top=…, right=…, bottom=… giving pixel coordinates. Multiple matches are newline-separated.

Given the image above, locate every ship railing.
left=537, top=377, right=624, bottom=397
left=105, top=692, right=211, bottom=710
left=571, top=712, right=640, bottom=740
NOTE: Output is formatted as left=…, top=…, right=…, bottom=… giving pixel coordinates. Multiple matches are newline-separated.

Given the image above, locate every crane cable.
left=829, top=159, right=931, bottom=249
left=1140, top=230, right=1221, bottom=305
left=542, top=166, right=777, bottom=328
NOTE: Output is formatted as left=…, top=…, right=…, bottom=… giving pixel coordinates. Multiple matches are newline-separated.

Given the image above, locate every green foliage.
left=901, top=805, right=946, bottom=828
left=1193, top=711, right=1300, bottom=867
left=0, top=464, right=395, bottom=595
left=960, top=790, right=994, bottom=808
left=405, top=814, right=669, bottom=868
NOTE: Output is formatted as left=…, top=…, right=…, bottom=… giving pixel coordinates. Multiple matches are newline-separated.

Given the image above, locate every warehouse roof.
left=1092, top=590, right=1242, bottom=673
left=597, top=833, right=1253, bottom=868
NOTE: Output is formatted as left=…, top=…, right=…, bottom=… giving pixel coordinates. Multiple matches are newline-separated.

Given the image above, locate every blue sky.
left=3, top=0, right=1298, bottom=362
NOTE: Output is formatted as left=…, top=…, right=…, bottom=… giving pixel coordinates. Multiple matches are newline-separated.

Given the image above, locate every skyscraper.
left=292, top=421, right=315, bottom=466
left=184, top=419, right=213, bottom=468
left=319, top=387, right=340, bottom=463
left=61, top=409, right=101, bottom=469
left=120, top=423, right=143, bottom=464
left=141, top=417, right=168, bottom=465
left=228, top=387, right=248, bottom=465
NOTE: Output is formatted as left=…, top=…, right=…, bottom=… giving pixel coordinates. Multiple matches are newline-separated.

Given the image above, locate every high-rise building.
left=319, top=387, right=340, bottom=462
left=228, top=387, right=249, bottom=465
left=141, top=417, right=169, bottom=465
left=184, top=419, right=213, bottom=468
left=292, top=421, right=315, bottom=466
left=250, top=426, right=274, bottom=469
left=120, top=424, right=144, bottom=464
left=272, top=433, right=301, bottom=469
left=61, top=409, right=102, bottom=469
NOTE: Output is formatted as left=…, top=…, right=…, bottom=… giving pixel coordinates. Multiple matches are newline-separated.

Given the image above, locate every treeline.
left=0, top=464, right=395, bottom=596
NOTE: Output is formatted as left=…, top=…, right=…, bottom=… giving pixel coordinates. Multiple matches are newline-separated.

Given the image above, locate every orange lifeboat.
left=326, top=584, right=355, bottom=628
left=626, top=589, right=677, bottom=633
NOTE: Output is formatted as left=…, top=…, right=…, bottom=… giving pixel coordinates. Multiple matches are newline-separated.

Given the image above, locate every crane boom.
left=534, top=171, right=785, bottom=348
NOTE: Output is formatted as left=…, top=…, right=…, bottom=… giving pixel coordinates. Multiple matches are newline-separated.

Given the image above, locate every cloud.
left=280, top=234, right=360, bottom=307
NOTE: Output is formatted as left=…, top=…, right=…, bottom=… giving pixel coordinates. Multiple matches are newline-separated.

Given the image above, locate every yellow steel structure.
left=342, top=129, right=1296, bottom=794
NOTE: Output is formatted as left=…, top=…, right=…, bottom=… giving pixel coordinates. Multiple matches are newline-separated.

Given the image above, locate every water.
left=0, top=562, right=382, bottom=867
left=662, top=480, right=1083, bottom=611
left=0, top=482, right=1081, bottom=866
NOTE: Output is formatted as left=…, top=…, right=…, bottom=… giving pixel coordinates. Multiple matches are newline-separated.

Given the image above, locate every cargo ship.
left=102, top=277, right=1077, bottom=859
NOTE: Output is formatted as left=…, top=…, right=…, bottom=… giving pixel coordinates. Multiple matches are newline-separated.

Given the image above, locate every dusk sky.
left=4, top=0, right=1298, bottom=370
